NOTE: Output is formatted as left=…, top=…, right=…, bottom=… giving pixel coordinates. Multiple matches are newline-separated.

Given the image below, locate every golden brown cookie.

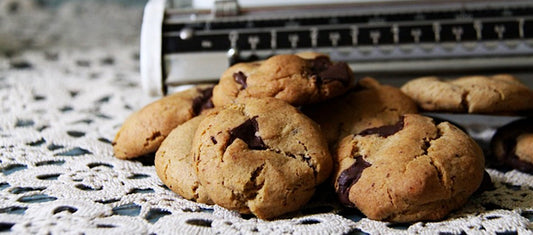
left=155, top=115, right=213, bottom=204
left=400, top=74, right=533, bottom=114
left=212, top=53, right=355, bottom=107
left=192, top=97, right=332, bottom=219
left=334, top=114, right=485, bottom=223
left=113, top=84, right=214, bottom=159
left=304, top=77, right=418, bottom=146
left=490, top=117, right=533, bottom=173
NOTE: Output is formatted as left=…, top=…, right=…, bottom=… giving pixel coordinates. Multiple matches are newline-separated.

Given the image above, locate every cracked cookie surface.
left=400, top=74, right=533, bottom=114
left=334, top=114, right=485, bottom=223
left=113, top=84, right=215, bottom=159
left=155, top=115, right=213, bottom=204
left=192, top=97, right=332, bottom=219
left=304, top=77, right=418, bottom=147
left=212, top=53, right=355, bottom=107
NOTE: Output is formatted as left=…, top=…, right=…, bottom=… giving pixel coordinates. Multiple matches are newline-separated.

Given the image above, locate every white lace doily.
left=1, top=44, right=532, bottom=234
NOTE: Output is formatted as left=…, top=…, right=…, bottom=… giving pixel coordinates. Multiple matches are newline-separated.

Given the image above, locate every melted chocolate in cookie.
left=192, top=87, right=214, bottom=116
left=310, top=56, right=352, bottom=86
left=228, top=116, right=267, bottom=150
left=337, top=155, right=371, bottom=207
left=318, top=63, right=352, bottom=85
left=233, top=71, right=248, bottom=89
left=311, top=56, right=331, bottom=72
left=358, top=116, right=405, bottom=137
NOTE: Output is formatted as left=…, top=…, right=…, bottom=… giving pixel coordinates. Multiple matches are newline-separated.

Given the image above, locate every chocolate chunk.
left=228, top=116, right=266, bottom=150
left=358, top=116, right=405, bottom=137
left=310, top=56, right=352, bottom=86
left=233, top=71, right=247, bottom=89
left=318, top=62, right=352, bottom=86
left=311, top=56, right=331, bottom=72
left=192, top=87, right=214, bottom=116
left=336, top=155, right=371, bottom=207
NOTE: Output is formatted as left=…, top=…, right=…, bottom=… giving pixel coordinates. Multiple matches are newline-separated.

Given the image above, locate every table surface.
left=0, top=44, right=532, bottom=234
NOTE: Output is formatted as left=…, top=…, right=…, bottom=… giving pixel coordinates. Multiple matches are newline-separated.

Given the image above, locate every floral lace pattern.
left=0, top=45, right=532, bottom=234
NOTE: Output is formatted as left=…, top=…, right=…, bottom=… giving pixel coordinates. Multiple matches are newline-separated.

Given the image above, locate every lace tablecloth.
left=0, top=45, right=532, bottom=234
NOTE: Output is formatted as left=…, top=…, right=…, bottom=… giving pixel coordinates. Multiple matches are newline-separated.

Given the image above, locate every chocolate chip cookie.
left=155, top=114, right=214, bottom=204
left=334, top=114, right=485, bottom=222
left=212, top=53, right=355, bottom=107
left=491, top=117, right=533, bottom=173
left=113, top=84, right=215, bottom=159
left=192, top=97, right=332, bottom=219
left=304, top=77, right=418, bottom=146
left=400, top=74, right=533, bottom=114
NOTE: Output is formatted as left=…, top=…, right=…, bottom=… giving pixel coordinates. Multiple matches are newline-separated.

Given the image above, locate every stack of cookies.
left=112, top=53, right=532, bottom=222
